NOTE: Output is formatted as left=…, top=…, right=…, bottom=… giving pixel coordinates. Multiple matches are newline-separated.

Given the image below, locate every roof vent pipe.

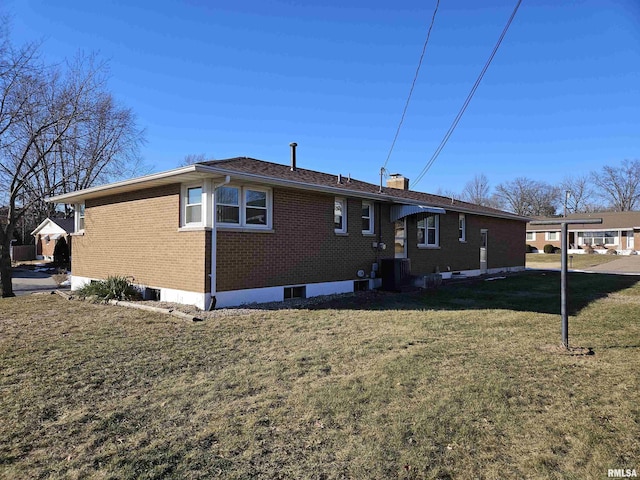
left=289, top=142, right=297, bottom=171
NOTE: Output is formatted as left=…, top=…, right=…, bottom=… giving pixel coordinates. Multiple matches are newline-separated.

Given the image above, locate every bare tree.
left=494, top=177, right=560, bottom=217
left=461, top=173, right=491, bottom=206
left=28, top=67, right=146, bottom=219
left=559, top=175, right=601, bottom=214
left=591, top=159, right=640, bottom=212
left=434, top=187, right=459, bottom=201
left=0, top=28, right=144, bottom=296
left=178, top=153, right=211, bottom=167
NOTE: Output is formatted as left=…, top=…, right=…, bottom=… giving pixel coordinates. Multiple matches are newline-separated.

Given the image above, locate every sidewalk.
left=527, top=255, right=640, bottom=276
left=582, top=255, right=640, bottom=275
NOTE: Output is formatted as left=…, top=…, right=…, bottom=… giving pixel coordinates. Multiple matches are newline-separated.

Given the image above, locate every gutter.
left=46, top=163, right=529, bottom=223
left=209, top=175, right=231, bottom=310
left=46, top=165, right=200, bottom=203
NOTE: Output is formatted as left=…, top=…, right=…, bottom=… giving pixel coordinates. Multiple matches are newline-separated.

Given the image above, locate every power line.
left=382, top=0, right=440, bottom=172
left=412, top=0, right=523, bottom=188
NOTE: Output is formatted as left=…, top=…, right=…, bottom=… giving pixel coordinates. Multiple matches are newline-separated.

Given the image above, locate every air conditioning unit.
left=380, top=258, right=411, bottom=291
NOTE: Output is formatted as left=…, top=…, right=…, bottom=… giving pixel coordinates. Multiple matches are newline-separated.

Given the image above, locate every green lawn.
left=1, top=272, right=640, bottom=479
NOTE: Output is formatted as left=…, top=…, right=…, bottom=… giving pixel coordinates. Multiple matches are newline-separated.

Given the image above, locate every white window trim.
left=362, top=201, right=374, bottom=235
left=180, top=181, right=213, bottom=228
left=576, top=230, right=620, bottom=247
left=242, top=187, right=272, bottom=229
left=216, top=185, right=272, bottom=230
left=184, top=184, right=204, bottom=227
left=526, top=232, right=536, bottom=241
left=545, top=231, right=559, bottom=241
left=418, top=214, right=439, bottom=247
left=458, top=213, right=466, bottom=242
left=335, top=197, right=347, bottom=234
left=215, top=185, right=241, bottom=227
left=75, top=203, right=85, bottom=233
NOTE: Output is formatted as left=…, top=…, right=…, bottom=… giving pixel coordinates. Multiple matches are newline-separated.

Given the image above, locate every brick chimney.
left=386, top=173, right=409, bottom=190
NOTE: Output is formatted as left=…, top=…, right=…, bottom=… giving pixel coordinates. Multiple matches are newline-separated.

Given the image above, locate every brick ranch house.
left=48, top=154, right=528, bottom=309
left=526, top=211, right=640, bottom=254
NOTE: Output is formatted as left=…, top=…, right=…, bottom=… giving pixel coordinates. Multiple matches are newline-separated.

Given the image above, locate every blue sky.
left=6, top=0, right=640, bottom=195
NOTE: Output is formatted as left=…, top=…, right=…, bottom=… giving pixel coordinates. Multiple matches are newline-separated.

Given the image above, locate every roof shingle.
left=202, top=157, right=526, bottom=221
left=527, top=211, right=640, bottom=231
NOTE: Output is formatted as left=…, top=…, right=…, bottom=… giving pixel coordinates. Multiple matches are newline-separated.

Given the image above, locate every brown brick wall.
left=37, top=235, right=56, bottom=258
left=72, top=181, right=526, bottom=295
left=37, top=234, right=71, bottom=259
left=527, top=233, right=560, bottom=252
left=216, top=188, right=395, bottom=292
left=527, top=231, right=638, bottom=252
left=72, top=184, right=209, bottom=293
left=407, top=213, right=526, bottom=274
left=216, top=188, right=525, bottom=291
left=483, top=216, right=527, bottom=269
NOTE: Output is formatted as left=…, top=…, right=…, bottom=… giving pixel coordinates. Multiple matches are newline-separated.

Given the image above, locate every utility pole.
left=529, top=217, right=602, bottom=349
left=564, top=190, right=570, bottom=217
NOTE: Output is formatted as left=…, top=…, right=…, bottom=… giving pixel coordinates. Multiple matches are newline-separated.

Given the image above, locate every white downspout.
left=209, top=175, right=231, bottom=310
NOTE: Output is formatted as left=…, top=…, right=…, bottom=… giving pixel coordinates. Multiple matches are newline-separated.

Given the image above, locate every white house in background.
left=31, top=217, right=75, bottom=261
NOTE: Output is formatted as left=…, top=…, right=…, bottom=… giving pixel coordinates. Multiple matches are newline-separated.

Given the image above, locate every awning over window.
left=390, top=204, right=446, bottom=222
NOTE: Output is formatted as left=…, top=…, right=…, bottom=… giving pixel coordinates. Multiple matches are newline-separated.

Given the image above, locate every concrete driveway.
left=11, top=267, right=68, bottom=296
left=582, top=255, right=640, bottom=275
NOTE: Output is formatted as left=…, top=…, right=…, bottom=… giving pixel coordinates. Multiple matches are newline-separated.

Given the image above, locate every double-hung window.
left=185, top=186, right=203, bottom=225
left=245, top=189, right=268, bottom=226
left=216, top=186, right=240, bottom=224
left=458, top=213, right=466, bottom=242
left=335, top=198, right=347, bottom=234
left=526, top=232, right=536, bottom=241
left=362, top=201, right=374, bottom=235
left=546, top=231, right=559, bottom=241
left=417, top=214, right=439, bottom=247
left=75, top=203, right=85, bottom=232
left=216, top=185, right=270, bottom=228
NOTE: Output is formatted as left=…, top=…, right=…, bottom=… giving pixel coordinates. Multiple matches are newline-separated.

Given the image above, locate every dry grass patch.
left=526, top=253, right=621, bottom=270
left=1, top=272, right=639, bottom=479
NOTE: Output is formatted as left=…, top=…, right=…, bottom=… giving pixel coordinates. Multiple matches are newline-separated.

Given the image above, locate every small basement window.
left=354, top=280, right=369, bottom=292
left=144, top=287, right=161, bottom=301
left=284, top=285, right=306, bottom=300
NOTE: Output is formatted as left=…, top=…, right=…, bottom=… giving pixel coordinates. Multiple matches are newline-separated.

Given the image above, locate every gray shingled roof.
left=201, top=157, right=527, bottom=221
left=527, top=211, right=640, bottom=231
left=50, top=217, right=75, bottom=233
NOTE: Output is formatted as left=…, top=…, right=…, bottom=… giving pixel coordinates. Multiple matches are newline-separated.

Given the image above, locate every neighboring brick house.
left=526, top=211, right=640, bottom=253
left=49, top=154, right=528, bottom=309
left=31, top=217, right=75, bottom=261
